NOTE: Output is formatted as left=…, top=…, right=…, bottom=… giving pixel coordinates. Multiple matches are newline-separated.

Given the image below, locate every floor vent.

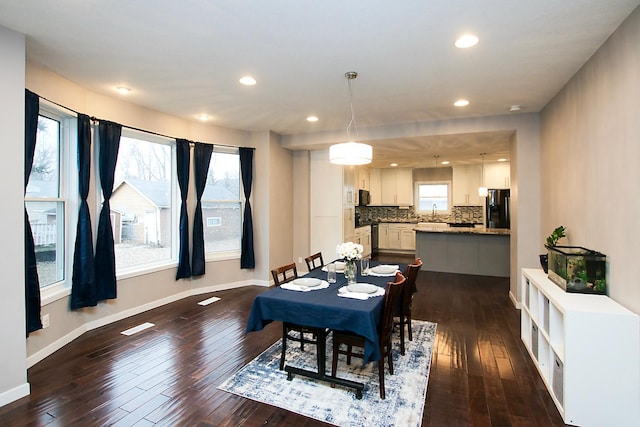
left=121, top=322, right=155, bottom=336
left=198, top=296, right=221, bottom=306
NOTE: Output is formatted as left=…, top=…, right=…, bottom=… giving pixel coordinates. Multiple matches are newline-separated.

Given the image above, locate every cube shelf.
left=520, top=268, right=639, bottom=426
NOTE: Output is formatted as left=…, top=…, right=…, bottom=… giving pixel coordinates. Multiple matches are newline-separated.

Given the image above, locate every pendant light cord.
left=346, top=72, right=359, bottom=142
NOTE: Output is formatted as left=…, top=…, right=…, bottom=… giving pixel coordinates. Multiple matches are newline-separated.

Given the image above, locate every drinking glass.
left=327, top=263, right=337, bottom=283
left=361, top=258, right=370, bottom=276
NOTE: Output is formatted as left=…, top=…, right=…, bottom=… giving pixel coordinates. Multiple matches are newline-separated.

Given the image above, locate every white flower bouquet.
left=336, top=241, right=364, bottom=261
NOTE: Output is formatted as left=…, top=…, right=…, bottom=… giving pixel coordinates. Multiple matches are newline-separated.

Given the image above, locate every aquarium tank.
left=546, top=246, right=607, bottom=295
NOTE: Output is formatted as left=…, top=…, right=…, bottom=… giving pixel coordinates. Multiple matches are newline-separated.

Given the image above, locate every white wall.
left=0, top=24, right=30, bottom=408
left=540, top=6, right=640, bottom=313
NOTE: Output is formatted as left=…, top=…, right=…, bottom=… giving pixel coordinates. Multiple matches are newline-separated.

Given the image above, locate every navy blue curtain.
left=192, top=142, right=213, bottom=276
left=239, top=147, right=255, bottom=269
left=70, top=114, right=96, bottom=309
left=94, top=121, right=121, bottom=301
left=175, top=139, right=192, bottom=279
left=25, top=89, right=42, bottom=336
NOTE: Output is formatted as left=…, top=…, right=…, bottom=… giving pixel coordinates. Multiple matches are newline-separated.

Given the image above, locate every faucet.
left=432, top=203, right=437, bottom=217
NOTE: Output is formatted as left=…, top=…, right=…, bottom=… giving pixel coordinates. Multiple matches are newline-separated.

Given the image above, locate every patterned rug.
left=219, top=320, right=437, bottom=427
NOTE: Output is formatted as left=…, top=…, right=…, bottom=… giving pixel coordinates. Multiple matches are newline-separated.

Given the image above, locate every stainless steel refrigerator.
left=486, top=189, right=510, bottom=228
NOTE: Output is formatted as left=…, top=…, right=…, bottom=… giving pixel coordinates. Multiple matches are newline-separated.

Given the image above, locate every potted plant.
left=540, top=225, right=566, bottom=273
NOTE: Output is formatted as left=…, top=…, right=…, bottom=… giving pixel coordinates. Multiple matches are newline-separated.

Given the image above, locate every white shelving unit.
left=521, top=268, right=640, bottom=426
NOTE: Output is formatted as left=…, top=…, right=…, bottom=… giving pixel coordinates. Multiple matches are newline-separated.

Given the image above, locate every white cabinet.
left=355, top=225, right=371, bottom=257
left=521, top=269, right=640, bottom=427
left=483, top=162, right=510, bottom=189
left=379, top=223, right=415, bottom=251
left=452, top=165, right=482, bottom=205
left=356, top=167, right=370, bottom=191
left=378, top=223, right=389, bottom=248
left=369, top=169, right=382, bottom=205
left=380, top=168, right=413, bottom=206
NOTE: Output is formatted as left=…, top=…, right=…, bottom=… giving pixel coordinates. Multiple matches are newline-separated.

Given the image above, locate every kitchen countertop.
left=415, top=224, right=510, bottom=235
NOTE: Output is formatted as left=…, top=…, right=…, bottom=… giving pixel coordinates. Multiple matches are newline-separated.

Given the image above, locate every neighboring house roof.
left=202, top=183, right=238, bottom=201
left=113, top=178, right=171, bottom=208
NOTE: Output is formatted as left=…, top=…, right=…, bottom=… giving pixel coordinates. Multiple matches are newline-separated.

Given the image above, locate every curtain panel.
left=24, top=89, right=42, bottom=335
left=175, top=139, right=192, bottom=279
left=94, top=121, right=121, bottom=301
left=239, top=147, right=255, bottom=269
left=192, top=142, right=213, bottom=276
left=70, top=114, right=97, bottom=309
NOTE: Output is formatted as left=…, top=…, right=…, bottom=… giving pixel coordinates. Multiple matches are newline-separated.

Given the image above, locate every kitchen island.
left=415, top=224, right=510, bottom=277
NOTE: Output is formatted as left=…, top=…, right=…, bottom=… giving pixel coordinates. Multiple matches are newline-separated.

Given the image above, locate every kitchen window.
left=415, top=181, right=451, bottom=214
left=202, top=148, right=242, bottom=256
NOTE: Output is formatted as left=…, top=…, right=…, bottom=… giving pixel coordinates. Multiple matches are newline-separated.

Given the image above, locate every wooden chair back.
left=380, top=272, right=406, bottom=339
left=304, top=252, right=324, bottom=272
left=403, top=258, right=422, bottom=301
left=271, top=263, right=298, bottom=286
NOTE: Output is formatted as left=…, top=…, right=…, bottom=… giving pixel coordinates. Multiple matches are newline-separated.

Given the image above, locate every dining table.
left=245, top=260, right=405, bottom=399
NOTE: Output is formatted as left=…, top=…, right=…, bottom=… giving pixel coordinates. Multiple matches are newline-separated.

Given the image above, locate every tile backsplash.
left=357, top=205, right=483, bottom=224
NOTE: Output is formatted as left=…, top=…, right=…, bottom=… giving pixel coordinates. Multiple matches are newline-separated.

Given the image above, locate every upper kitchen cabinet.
left=380, top=168, right=413, bottom=206
left=483, top=162, right=510, bottom=189
left=370, top=169, right=382, bottom=205
left=452, top=165, right=483, bottom=206
left=356, top=166, right=370, bottom=191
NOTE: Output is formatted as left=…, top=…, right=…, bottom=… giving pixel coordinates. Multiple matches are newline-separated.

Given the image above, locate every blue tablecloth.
left=246, top=262, right=403, bottom=363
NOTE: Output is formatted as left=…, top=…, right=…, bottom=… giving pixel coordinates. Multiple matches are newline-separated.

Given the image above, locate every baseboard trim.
left=509, top=289, right=521, bottom=309
left=0, top=382, right=30, bottom=408
left=26, top=279, right=269, bottom=369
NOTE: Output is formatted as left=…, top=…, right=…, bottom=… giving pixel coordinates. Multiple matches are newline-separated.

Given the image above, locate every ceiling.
left=1, top=1, right=638, bottom=167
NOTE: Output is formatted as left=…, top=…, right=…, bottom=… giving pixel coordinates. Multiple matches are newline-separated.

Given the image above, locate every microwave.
left=358, top=189, right=370, bottom=206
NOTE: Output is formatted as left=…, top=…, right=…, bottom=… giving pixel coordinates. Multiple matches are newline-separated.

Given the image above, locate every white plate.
left=372, top=265, right=397, bottom=274
left=293, top=278, right=322, bottom=287
left=346, top=283, right=379, bottom=294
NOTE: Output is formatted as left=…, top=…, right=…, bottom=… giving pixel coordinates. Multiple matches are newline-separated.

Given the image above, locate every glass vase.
left=344, top=259, right=357, bottom=286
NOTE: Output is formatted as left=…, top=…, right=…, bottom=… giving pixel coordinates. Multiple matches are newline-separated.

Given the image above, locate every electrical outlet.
left=298, top=257, right=303, bottom=264
left=42, top=314, right=50, bottom=329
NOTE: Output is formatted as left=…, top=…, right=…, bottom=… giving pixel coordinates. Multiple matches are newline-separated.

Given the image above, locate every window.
left=415, top=181, right=451, bottom=214
left=25, top=106, right=77, bottom=289
left=110, top=131, right=177, bottom=272
left=202, top=148, right=242, bottom=255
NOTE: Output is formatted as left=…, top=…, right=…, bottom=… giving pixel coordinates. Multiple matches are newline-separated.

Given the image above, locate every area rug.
left=218, top=320, right=437, bottom=427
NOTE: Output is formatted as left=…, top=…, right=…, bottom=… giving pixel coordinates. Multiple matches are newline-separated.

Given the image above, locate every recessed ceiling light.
left=441, top=160, right=450, bottom=165
left=239, top=76, right=257, bottom=86
left=509, top=105, right=521, bottom=112
left=116, top=86, right=131, bottom=95
left=454, top=99, right=470, bottom=107
left=455, top=34, right=479, bottom=48
left=390, top=163, right=398, bottom=167
left=498, top=158, right=507, bottom=162
left=197, top=114, right=209, bottom=121
left=306, top=116, right=319, bottom=122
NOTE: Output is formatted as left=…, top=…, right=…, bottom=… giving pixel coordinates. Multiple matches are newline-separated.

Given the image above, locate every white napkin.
left=367, top=264, right=400, bottom=277
left=321, top=266, right=345, bottom=273
left=337, top=285, right=385, bottom=300
left=281, top=280, right=330, bottom=292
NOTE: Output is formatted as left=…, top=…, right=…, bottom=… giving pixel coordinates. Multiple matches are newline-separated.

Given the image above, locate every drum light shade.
left=329, top=142, right=373, bottom=165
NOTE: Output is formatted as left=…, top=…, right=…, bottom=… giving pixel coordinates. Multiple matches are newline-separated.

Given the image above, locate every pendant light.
left=478, top=153, right=488, bottom=197
left=329, top=72, right=373, bottom=165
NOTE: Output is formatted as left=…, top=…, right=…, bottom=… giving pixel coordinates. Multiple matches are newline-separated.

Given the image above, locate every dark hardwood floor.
left=0, top=254, right=566, bottom=426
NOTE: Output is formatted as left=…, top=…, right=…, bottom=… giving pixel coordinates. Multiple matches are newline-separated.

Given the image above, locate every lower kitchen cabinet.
left=521, top=268, right=640, bottom=427
left=378, top=223, right=415, bottom=251
left=354, top=225, right=371, bottom=257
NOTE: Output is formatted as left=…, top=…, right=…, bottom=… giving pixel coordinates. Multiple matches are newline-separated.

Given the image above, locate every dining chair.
left=395, top=258, right=423, bottom=355
left=304, top=252, right=324, bottom=272
left=271, top=262, right=319, bottom=370
left=330, top=271, right=406, bottom=399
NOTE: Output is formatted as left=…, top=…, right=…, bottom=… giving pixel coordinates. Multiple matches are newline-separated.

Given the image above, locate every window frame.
left=414, top=180, right=452, bottom=214
left=25, top=101, right=79, bottom=305
left=105, top=128, right=179, bottom=279
left=202, top=145, right=243, bottom=261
